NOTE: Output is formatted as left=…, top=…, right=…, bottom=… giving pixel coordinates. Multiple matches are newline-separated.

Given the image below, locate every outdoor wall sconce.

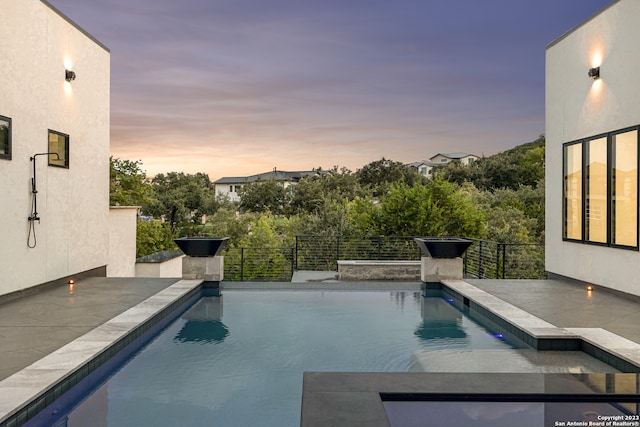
left=65, top=70, right=76, bottom=82
left=588, top=67, right=600, bottom=80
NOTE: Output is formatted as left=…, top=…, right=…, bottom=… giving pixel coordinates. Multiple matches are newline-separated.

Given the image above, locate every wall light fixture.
left=65, top=70, right=76, bottom=82
left=588, top=67, right=600, bottom=80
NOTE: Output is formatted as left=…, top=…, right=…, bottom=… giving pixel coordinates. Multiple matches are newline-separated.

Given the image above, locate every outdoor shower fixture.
left=588, top=66, right=600, bottom=79
left=27, top=152, right=60, bottom=248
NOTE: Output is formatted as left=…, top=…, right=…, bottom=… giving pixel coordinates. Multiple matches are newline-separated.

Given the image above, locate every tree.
left=355, top=158, right=424, bottom=195
left=437, top=135, right=545, bottom=191
left=238, top=179, right=288, bottom=214
left=147, top=172, right=215, bottom=232
left=288, top=167, right=363, bottom=215
left=136, top=220, right=176, bottom=257
left=109, top=157, right=154, bottom=208
left=376, top=178, right=484, bottom=237
left=293, top=200, right=357, bottom=237
left=478, top=183, right=545, bottom=243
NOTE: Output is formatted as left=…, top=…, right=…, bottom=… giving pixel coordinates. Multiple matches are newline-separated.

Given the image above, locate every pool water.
left=32, top=291, right=519, bottom=427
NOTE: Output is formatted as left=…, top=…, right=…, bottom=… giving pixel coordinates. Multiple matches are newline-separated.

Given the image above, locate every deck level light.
left=65, top=70, right=76, bottom=82
left=588, top=67, right=600, bottom=80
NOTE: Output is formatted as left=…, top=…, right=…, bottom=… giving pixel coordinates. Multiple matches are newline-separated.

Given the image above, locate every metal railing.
left=222, top=247, right=295, bottom=281
left=295, top=236, right=421, bottom=271
left=220, top=236, right=545, bottom=281
left=462, top=238, right=546, bottom=279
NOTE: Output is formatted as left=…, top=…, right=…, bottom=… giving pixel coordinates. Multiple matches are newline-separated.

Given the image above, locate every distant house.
left=214, top=169, right=321, bottom=202
left=407, top=161, right=440, bottom=178
left=408, top=153, right=479, bottom=178
left=429, top=152, right=479, bottom=166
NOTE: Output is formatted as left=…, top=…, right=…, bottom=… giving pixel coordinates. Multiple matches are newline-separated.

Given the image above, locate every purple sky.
left=49, top=0, right=612, bottom=180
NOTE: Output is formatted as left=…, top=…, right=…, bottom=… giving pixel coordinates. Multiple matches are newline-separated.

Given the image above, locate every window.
left=563, top=127, right=639, bottom=249
left=0, top=115, right=10, bottom=160
left=563, top=142, right=582, bottom=240
left=229, top=185, right=233, bottom=192
left=48, top=130, right=69, bottom=168
left=586, top=136, right=607, bottom=243
left=235, top=185, right=242, bottom=192
left=612, top=129, right=638, bottom=247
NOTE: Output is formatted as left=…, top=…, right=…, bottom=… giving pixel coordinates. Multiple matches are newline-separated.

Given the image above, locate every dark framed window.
left=563, top=126, right=639, bottom=250
left=48, top=130, right=69, bottom=168
left=0, top=115, right=11, bottom=160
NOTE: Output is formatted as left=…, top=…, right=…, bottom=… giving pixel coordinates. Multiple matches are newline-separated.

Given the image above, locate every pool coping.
left=0, top=279, right=203, bottom=426
left=440, top=280, right=640, bottom=372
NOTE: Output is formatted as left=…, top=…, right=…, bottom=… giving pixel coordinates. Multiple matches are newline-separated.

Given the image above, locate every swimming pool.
left=22, top=290, right=608, bottom=426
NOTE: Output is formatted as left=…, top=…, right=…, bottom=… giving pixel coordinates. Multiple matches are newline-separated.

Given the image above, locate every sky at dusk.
left=49, top=0, right=612, bottom=181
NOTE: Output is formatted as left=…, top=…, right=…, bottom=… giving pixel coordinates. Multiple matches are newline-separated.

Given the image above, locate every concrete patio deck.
left=0, top=277, right=179, bottom=381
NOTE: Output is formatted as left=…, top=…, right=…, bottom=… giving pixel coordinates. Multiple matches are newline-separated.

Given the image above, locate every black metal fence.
left=222, top=247, right=295, bottom=281
left=462, top=238, right=546, bottom=279
left=220, top=236, right=545, bottom=281
left=295, top=236, right=421, bottom=271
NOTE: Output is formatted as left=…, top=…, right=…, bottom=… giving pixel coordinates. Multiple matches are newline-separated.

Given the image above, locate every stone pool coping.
left=441, top=279, right=640, bottom=372
left=0, top=279, right=203, bottom=426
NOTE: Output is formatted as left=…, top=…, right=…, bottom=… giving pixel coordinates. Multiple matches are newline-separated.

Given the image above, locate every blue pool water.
left=32, top=291, right=519, bottom=427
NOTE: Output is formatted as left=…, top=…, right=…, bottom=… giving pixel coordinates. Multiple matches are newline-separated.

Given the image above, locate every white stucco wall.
left=545, top=0, right=640, bottom=295
left=215, top=184, right=241, bottom=202
left=135, top=256, right=183, bottom=278
left=108, top=207, right=138, bottom=277
left=0, top=1, right=110, bottom=295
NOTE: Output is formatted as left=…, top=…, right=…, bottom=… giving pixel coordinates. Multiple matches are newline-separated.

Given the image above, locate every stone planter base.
left=420, top=257, right=463, bottom=282
left=182, top=256, right=224, bottom=287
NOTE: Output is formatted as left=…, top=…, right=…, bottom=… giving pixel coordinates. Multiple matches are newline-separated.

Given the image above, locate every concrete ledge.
left=135, top=250, right=183, bottom=278
left=301, top=372, right=640, bottom=427
left=337, top=260, right=420, bottom=281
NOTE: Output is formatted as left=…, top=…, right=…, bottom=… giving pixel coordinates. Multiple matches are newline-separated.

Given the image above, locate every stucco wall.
left=135, top=256, right=183, bottom=278
left=0, top=1, right=110, bottom=295
left=545, top=0, right=640, bottom=295
left=108, top=207, right=138, bottom=277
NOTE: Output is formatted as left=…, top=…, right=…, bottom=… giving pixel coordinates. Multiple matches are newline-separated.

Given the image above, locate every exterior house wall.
left=0, top=1, right=110, bottom=295
left=108, top=207, right=138, bottom=277
left=215, top=182, right=243, bottom=202
left=430, top=154, right=452, bottom=164
left=545, top=0, right=640, bottom=295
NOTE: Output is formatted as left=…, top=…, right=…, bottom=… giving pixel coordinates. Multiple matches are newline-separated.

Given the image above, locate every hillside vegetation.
left=110, top=135, right=545, bottom=257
